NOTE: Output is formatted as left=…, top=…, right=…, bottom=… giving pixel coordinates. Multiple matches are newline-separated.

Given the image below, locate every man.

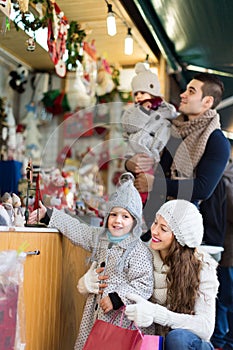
left=125, top=73, right=230, bottom=232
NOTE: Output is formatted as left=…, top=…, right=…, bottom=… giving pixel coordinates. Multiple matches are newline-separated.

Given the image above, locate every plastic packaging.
left=0, top=250, right=26, bottom=350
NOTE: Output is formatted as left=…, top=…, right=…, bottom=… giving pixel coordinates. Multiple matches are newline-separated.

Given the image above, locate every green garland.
left=12, top=1, right=87, bottom=71
left=66, top=21, right=87, bottom=71
left=13, top=0, right=53, bottom=32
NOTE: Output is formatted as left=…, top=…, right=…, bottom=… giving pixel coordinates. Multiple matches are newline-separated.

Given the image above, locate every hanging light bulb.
left=124, top=28, right=133, bottom=55
left=144, top=54, right=150, bottom=69
left=106, top=3, right=117, bottom=36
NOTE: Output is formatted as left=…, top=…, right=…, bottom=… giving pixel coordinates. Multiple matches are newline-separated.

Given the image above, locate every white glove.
left=125, top=293, right=154, bottom=327
left=77, top=262, right=99, bottom=295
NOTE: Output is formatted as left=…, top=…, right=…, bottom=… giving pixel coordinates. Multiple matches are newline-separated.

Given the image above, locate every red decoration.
left=63, top=111, right=93, bottom=138
left=83, top=40, right=97, bottom=61
left=33, top=173, right=42, bottom=210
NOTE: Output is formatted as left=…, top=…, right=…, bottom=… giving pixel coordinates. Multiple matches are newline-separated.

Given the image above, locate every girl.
left=28, top=173, right=154, bottom=349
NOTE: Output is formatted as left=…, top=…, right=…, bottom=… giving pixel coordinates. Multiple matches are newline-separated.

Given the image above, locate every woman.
left=125, top=199, right=218, bottom=350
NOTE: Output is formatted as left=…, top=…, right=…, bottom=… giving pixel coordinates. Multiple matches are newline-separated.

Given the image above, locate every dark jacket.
left=143, top=129, right=230, bottom=227
left=221, top=159, right=233, bottom=266
left=200, top=177, right=227, bottom=247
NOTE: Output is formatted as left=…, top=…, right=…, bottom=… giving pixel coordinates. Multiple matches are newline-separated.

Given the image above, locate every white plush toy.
left=12, top=193, right=25, bottom=227
left=0, top=204, right=11, bottom=226
left=21, top=109, right=42, bottom=160
left=5, top=105, right=16, bottom=159
left=66, top=70, right=92, bottom=111
left=1, top=192, right=14, bottom=225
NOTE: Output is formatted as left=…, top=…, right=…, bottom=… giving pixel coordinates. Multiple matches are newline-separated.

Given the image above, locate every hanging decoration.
left=9, top=64, right=28, bottom=93
left=66, top=20, right=87, bottom=71
left=13, top=0, right=52, bottom=31
left=41, top=89, right=70, bottom=115
left=26, top=36, right=36, bottom=51
left=18, top=0, right=29, bottom=13
left=47, top=2, right=69, bottom=77
left=0, top=0, right=11, bottom=18
left=12, top=1, right=87, bottom=76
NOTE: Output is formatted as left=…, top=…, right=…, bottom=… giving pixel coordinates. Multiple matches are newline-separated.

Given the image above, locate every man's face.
left=179, top=79, right=208, bottom=119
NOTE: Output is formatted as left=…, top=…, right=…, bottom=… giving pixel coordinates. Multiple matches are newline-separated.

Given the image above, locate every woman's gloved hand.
left=125, top=293, right=154, bottom=327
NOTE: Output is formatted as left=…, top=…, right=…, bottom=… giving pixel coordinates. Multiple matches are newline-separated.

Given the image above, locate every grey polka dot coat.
left=48, top=209, right=154, bottom=349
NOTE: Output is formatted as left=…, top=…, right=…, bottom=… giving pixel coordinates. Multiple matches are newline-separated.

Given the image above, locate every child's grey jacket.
left=122, top=102, right=177, bottom=162
left=48, top=208, right=154, bottom=350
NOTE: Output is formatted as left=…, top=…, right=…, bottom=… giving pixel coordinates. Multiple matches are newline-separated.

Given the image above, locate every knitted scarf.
left=170, top=109, right=221, bottom=179
left=150, top=250, right=168, bottom=305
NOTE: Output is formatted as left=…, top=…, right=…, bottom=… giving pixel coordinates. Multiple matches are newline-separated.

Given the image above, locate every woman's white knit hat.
left=104, top=172, right=142, bottom=237
left=156, top=199, right=203, bottom=247
left=131, top=62, right=161, bottom=97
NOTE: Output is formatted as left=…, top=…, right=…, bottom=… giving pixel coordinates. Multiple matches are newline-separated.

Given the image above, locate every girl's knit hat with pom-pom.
left=156, top=199, right=204, bottom=248
left=131, top=62, right=161, bottom=97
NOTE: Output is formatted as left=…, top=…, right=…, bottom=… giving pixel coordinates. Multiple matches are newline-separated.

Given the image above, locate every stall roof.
left=119, top=0, right=233, bottom=133
left=121, top=0, right=233, bottom=100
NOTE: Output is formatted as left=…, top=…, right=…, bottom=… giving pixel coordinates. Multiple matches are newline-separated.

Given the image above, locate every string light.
left=144, top=54, right=150, bottom=69
left=105, top=0, right=149, bottom=58
left=124, top=27, right=133, bottom=55
left=106, top=2, right=117, bottom=36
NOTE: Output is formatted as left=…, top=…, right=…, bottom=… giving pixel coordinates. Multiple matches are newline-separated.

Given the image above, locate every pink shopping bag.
left=140, top=334, right=163, bottom=350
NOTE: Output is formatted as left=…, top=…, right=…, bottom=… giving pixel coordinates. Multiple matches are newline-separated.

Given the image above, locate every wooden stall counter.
left=0, top=226, right=89, bottom=350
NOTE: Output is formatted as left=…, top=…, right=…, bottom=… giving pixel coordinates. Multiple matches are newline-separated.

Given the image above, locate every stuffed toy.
left=21, top=109, right=42, bottom=160
left=12, top=193, right=25, bottom=227
left=1, top=192, right=14, bottom=225
left=5, top=105, right=16, bottom=160
left=9, top=65, right=28, bottom=93
left=0, top=204, right=11, bottom=226
left=66, top=71, right=92, bottom=110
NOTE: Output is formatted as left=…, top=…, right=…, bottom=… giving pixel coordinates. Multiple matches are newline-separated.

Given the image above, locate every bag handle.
left=110, top=306, right=126, bottom=325
left=110, top=306, right=141, bottom=332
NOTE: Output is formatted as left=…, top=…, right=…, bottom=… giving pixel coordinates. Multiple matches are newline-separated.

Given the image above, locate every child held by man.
left=122, top=62, right=177, bottom=204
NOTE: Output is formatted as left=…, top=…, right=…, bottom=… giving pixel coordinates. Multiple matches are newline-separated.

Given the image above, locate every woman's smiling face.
left=150, top=214, right=174, bottom=260
left=107, top=207, right=134, bottom=237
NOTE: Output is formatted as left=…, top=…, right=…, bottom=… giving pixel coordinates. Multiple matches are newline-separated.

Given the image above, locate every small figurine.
left=12, top=193, right=25, bottom=227
left=26, top=37, right=36, bottom=52
left=0, top=204, right=11, bottom=226
left=1, top=192, right=14, bottom=225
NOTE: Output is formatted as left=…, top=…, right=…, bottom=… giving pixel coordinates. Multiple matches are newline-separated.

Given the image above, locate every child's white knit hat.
left=131, top=62, right=161, bottom=97
left=156, top=199, right=203, bottom=247
left=105, top=172, right=142, bottom=237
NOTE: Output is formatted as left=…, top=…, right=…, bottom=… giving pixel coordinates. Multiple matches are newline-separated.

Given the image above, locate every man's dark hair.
left=194, top=73, right=224, bottom=109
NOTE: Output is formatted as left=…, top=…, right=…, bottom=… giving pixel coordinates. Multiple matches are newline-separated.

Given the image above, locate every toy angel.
left=12, top=193, right=25, bottom=227
left=1, top=192, right=14, bottom=225
left=0, top=204, right=11, bottom=226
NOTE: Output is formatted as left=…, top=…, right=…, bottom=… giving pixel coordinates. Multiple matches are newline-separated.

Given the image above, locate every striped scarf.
left=170, top=109, right=221, bottom=179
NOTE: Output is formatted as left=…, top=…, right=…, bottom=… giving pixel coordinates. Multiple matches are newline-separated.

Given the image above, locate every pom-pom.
left=135, top=62, right=148, bottom=74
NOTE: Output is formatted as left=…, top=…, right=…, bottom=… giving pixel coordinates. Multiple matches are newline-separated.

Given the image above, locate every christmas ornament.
left=26, top=37, right=36, bottom=51
left=47, top=3, right=68, bottom=77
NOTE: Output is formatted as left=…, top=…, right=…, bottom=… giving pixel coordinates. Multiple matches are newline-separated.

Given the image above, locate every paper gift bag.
left=140, top=334, right=163, bottom=350
left=83, top=308, right=142, bottom=350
